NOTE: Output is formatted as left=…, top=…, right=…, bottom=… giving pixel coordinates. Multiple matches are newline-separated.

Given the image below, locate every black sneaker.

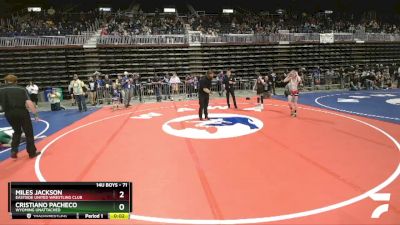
left=11, top=152, right=17, bottom=159
left=29, top=152, right=41, bottom=159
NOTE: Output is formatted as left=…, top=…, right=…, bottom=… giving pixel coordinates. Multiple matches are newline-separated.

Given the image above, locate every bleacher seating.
left=0, top=42, right=399, bottom=98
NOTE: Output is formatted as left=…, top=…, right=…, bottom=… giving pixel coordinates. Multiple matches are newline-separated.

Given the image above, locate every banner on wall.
left=320, top=33, right=334, bottom=43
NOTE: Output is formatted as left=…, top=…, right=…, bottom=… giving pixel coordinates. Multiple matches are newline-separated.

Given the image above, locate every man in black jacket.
left=198, top=70, right=214, bottom=120
left=223, top=69, right=237, bottom=109
left=0, top=75, right=40, bottom=159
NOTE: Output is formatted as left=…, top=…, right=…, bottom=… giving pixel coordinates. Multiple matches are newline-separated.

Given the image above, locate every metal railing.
left=199, top=33, right=322, bottom=44
left=1, top=32, right=400, bottom=47
left=89, top=33, right=400, bottom=46
left=97, top=35, right=187, bottom=45
left=91, top=75, right=397, bottom=105
left=93, top=80, right=257, bottom=104
left=60, top=74, right=398, bottom=107
left=0, top=35, right=92, bottom=47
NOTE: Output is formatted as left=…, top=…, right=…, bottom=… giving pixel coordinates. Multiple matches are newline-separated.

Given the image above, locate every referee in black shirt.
left=223, top=69, right=237, bottom=109
left=198, top=70, right=214, bottom=120
left=0, top=75, right=40, bottom=159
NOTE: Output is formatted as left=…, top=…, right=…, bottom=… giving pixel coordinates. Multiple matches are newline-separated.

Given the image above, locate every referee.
left=198, top=70, right=214, bottom=120
left=0, top=75, right=40, bottom=159
left=223, top=69, right=237, bottom=109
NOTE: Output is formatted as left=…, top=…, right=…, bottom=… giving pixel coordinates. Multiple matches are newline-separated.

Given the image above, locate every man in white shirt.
left=69, top=74, right=87, bottom=112
left=26, top=81, right=39, bottom=106
left=169, top=73, right=181, bottom=97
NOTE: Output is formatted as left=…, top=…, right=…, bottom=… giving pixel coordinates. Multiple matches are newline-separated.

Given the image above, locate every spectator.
left=313, top=66, right=321, bottom=85
left=26, top=81, right=39, bottom=106
left=69, top=74, right=87, bottom=112
left=169, top=73, right=181, bottom=97
left=94, top=73, right=105, bottom=104
left=111, top=82, right=122, bottom=110
left=350, top=80, right=360, bottom=91
left=121, top=71, right=130, bottom=105
left=338, top=67, right=346, bottom=89
left=103, top=13, right=185, bottom=36
left=47, top=88, right=65, bottom=111
left=193, top=75, right=199, bottom=97
left=2, top=10, right=400, bottom=37
left=104, top=75, right=113, bottom=89
left=152, top=74, right=162, bottom=102
left=122, top=74, right=133, bottom=108
left=161, top=73, right=171, bottom=101
left=326, top=68, right=335, bottom=85
left=185, top=75, right=195, bottom=98
left=116, top=74, right=124, bottom=104
left=95, top=73, right=105, bottom=88
left=87, top=76, right=97, bottom=106
left=383, top=70, right=392, bottom=89
left=397, top=65, right=400, bottom=88
left=132, top=73, right=142, bottom=102
left=0, top=10, right=101, bottom=36
left=104, top=75, right=113, bottom=104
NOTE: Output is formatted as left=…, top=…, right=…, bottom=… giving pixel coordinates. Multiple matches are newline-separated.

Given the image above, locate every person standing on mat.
left=199, top=70, right=214, bottom=120
left=270, top=69, right=277, bottom=95
left=253, top=74, right=265, bottom=110
left=216, top=70, right=224, bottom=97
left=284, top=70, right=302, bottom=117
left=223, top=69, right=237, bottom=109
left=0, top=75, right=40, bottom=159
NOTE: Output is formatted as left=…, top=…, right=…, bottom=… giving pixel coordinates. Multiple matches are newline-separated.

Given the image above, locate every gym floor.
left=0, top=89, right=399, bottom=225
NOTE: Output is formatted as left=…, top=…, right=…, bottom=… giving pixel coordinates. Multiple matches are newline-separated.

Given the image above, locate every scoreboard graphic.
left=8, top=182, right=132, bottom=219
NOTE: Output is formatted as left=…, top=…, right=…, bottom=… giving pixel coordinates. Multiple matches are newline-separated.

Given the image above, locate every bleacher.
left=97, top=45, right=191, bottom=81
left=0, top=35, right=399, bottom=98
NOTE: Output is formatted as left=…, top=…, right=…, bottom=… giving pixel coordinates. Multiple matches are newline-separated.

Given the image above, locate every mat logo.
left=386, top=98, right=400, bottom=106
left=162, top=113, right=263, bottom=139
